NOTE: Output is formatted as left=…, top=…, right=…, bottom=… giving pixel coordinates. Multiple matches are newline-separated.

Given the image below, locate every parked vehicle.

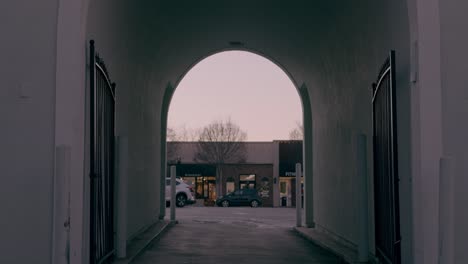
left=215, top=188, right=262, bottom=207
left=165, top=178, right=196, bottom=207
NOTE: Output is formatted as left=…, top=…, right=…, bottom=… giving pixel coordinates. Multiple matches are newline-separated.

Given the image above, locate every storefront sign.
left=167, top=163, right=216, bottom=177
left=184, top=173, right=201, bottom=177
left=279, top=141, right=303, bottom=176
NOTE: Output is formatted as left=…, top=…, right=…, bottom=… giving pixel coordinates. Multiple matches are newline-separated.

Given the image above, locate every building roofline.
left=167, top=140, right=303, bottom=144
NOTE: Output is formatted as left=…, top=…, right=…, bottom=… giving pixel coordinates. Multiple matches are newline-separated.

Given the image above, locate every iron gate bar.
left=95, top=62, right=116, bottom=100
left=372, top=50, right=401, bottom=264
left=372, top=67, right=391, bottom=102
left=89, top=40, right=116, bottom=264
left=90, top=40, right=96, bottom=179
left=89, top=40, right=96, bottom=263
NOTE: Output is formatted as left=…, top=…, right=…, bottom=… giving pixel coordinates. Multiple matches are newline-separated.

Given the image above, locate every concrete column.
left=159, top=136, right=167, bottom=220
left=412, top=1, right=443, bottom=262
left=303, top=131, right=314, bottom=227
left=357, top=134, right=369, bottom=262
left=296, top=163, right=302, bottom=227
left=301, top=84, right=314, bottom=228
left=273, top=141, right=280, bottom=206
left=170, top=166, right=176, bottom=222
left=438, top=157, right=455, bottom=264
left=159, top=155, right=167, bottom=220
left=115, top=136, right=128, bottom=258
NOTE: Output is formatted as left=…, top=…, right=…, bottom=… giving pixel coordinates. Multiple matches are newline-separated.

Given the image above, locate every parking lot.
left=132, top=207, right=342, bottom=264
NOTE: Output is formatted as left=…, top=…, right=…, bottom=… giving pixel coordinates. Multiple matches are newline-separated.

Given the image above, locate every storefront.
left=183, top=176, right=217, bottom=201
left=168, top=162, right=274, bottom=206
left=170, top=164, right=218, bottom=200
left=220, top=164, right=274, bottom=207
left=279, top=173, right=303, bottom=207
left=166, top=140, right=302, bottom=207
left=278, top=141, right=303, bottom=207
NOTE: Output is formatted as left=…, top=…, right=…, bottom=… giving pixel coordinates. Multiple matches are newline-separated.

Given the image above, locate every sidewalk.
left=132, top=207, right=342, bottom=264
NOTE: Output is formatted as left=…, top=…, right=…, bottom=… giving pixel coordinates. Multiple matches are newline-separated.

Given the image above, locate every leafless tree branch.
left=289, top=121, right=304, bottom=140
left=194, top=118, right=247, bottom=197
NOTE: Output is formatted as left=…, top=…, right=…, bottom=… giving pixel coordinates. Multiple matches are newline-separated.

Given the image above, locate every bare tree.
left=194, top=119, right=247, bottom=198
left=167, top=127, right=178, bottom=141
left=178, top=125, right=199, bottom=142
left=166, top=127, right=181, bottom=164
left=167, top=125, right=200, bottom=163
left=289, top=121, right=304, bottom=140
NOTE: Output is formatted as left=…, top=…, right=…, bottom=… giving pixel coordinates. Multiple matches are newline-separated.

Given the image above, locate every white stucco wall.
left=85, top=0, right=163, bottom=240
left=439, top=0, right=468, bottom=262
left=302, top=2, right=413, bottom=261
left=0, top=1, right=59, bottom=263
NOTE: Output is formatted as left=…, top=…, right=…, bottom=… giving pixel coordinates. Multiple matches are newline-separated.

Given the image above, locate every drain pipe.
left=170, top=165, right=176, bottom=222
left=296, top=163, right=302, bottom=227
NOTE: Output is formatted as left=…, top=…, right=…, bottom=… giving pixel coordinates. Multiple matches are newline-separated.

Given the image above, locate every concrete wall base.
left=114, top=220, right=175, bottom=264
left=293, top=226, right=378, bottom=264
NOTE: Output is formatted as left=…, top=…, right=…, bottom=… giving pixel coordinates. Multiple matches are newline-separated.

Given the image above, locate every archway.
left=159, top=49, right=314, bottom=226
left=52, top=1, right=421, bottom=263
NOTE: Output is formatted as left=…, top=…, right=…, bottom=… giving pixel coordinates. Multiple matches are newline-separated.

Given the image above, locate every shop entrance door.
left=195, top=176, right=217, bottom=199
left=207, top=179, right=216, bottom=200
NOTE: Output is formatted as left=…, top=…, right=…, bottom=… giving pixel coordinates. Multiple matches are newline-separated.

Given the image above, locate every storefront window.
left=182, top=177, right=195, bottom=187
left=280, top=181, right=287, bottom=194
left=226, top=177, right=235, bottom=194
left=239, top=174, right=256, bottom=189
left=240, top=174, right=256, bottom=181
left=188, top=176, right=216, bottom=199
left=208, top=182, right=216, bottom=200
left=196, top=177, right=204, bottom=198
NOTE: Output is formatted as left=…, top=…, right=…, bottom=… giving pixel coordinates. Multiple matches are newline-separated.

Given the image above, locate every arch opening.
left=160, top=50, right=314, bottom=223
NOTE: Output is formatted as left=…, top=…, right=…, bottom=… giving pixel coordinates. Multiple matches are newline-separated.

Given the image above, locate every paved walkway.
left=132, top=207, right=342, bottom=264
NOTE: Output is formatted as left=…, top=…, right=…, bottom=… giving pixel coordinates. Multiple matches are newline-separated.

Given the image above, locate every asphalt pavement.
left=131, top=207, right=342, bottom=264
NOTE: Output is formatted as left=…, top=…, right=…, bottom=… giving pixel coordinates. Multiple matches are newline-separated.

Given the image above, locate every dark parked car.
left=216, top=189, right=262, bottom=207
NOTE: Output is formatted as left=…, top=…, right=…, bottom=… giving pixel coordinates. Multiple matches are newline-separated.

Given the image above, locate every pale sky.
left=168, top=51, right=302, bottom=141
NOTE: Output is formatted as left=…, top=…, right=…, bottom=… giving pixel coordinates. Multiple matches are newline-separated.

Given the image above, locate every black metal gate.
left=372, top=50, right=401, bottom=264
left=89, top=40, right=116, bottom=264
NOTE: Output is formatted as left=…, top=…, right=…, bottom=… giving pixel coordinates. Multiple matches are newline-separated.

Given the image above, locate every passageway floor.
left=131, top=207, right=342, bottom=264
